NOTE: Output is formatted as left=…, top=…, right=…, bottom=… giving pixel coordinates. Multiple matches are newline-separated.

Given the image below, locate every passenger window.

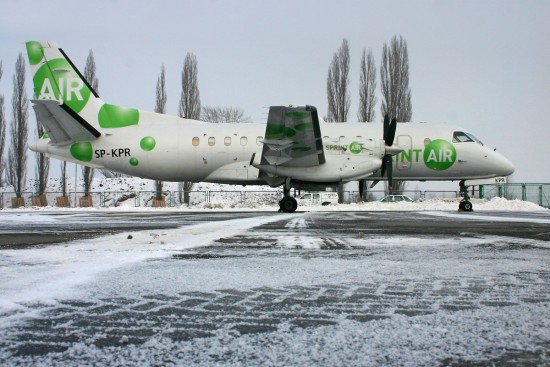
left=192, top=137, right=200, bottom=146
left=224, top=137, right=231, bottom=146
left=313, top=194, right=320, bottom=199
left=240, top=136, right=248, bottom=146
left=208, top=137, right=216, bottom=146
left=256, top=136, right=263, bottom=146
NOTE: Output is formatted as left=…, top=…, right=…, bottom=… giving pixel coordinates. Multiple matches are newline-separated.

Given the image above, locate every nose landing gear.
left=459, top=180, right=473, bottom=212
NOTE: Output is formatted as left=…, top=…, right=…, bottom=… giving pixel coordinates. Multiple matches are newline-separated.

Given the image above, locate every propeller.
left=380, top=114, right=400, bottom=187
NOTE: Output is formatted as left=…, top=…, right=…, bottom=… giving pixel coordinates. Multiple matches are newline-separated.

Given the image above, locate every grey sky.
left=0, top=0, right=548, bottom=182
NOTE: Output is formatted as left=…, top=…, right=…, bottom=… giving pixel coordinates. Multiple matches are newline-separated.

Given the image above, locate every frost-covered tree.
left=326, top=38, right=350, bottom=122
left=202, top=106, right=251, bottom=123
left=5, top=54, right=29, bottom=198
left=154, top=65, right=167, bottom=202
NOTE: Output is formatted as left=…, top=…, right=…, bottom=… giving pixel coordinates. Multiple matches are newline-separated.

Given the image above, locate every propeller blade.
left=383, top=114, right=389, bottom=141
left=385, top=155, right=393, bottom=187
left=385, top=117, right=397, bottom=146
left=381, top=159, right=386, bottom=178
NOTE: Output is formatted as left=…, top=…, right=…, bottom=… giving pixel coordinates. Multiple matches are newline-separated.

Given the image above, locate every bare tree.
left=154, top=65, right=167, bottom=202
left=326, top=38, right=350, bottom=122
left=380, top=35, right=412, bottom=122
left=202, top=106, right=251, bottom=123
left=357, top=48, right=377, bottom=122
left=81, top=50, right=99, bottom=197
left=178, top=53, right=201, bottom=119
left=0, top=61, right=5, bottom=187
left=380, top=35, right=412, bottom=194
left=357, top=49, right=378, bottom=200
left=60, top=161, right=67, bottom=197
left=178, top=53, right=201, bottom=205
left=5, top=53, right=29, bottom=198
left=34, top=123, right=49, bottom=197
left=326, top=39, right=351, bottom=202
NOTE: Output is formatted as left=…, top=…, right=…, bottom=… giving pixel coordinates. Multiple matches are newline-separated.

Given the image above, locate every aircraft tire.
left=280, top=197, right=298, bottom=213
left=462, top=201, right=473, bottom=212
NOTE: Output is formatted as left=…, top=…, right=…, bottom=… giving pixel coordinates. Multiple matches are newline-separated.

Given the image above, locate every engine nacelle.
left=256, top=137, right=385, bottom=183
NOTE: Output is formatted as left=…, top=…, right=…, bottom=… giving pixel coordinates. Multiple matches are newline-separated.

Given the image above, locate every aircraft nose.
left=493, top=150, right=515, bottom=176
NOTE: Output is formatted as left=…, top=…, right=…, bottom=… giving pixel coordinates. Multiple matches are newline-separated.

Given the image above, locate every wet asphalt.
left=0, top=210, right=549, bottom=366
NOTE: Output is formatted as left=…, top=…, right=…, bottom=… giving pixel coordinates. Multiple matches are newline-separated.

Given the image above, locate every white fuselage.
left=31, top=119, right=515, bottom=186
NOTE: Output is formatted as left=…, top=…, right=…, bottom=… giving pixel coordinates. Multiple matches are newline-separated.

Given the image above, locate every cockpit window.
left=453, top=131, right=483, bottom=144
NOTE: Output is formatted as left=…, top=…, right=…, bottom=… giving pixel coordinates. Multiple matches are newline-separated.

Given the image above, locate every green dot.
left=26, top=41, right=44, bottom=66
left=140, top=136, right=156, bottom=151
left=70, top=142, right=93, bottom=162
left=129, top=157, right=139, bottom=166
left=98, top=103, right=140, bottom=128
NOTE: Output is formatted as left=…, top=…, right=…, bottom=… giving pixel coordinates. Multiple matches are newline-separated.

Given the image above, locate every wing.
left=260, top=105, right=325, bottom=167
left=32, top=99, right=101, bottom=145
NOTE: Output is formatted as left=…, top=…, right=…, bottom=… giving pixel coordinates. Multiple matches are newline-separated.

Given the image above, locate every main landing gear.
left=459, top=180, right=473, bottom=212
left=279, top=178, right=297, bottom=213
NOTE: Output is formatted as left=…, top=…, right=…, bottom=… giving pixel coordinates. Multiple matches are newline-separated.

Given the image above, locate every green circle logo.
left=423, top=139, right=456, bottom=170
left=129, top=157, right=139, bottom=166
left=349, top=141, right=362, bottom=154
left=140, top=136, right=156, bottom=151
left=33, top=58, right=91, bottom=113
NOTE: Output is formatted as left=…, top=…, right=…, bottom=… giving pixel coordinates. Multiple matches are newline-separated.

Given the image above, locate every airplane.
left=25, top=41, right=515, bottom=213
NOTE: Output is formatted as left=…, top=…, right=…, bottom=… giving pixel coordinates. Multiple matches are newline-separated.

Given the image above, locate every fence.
left=2, top=184, right=547, bottom=209
left=480, top=183, right=550, bottom=208
left=0, top=189, right=461, bottom=209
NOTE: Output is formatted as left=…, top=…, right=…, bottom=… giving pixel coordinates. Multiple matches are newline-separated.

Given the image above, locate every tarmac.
left=0, top=210, right=549, bottom=366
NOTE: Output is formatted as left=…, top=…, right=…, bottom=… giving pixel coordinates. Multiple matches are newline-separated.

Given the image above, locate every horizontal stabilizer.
left=262, top=138, right=295, bottom=151
left=32, top=99, right=101, bottom=144
left=264, top=152, right=293, bottom=166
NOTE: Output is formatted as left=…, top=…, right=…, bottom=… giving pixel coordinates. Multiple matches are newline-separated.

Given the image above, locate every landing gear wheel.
left=462, top=200, right=473, bottom=212
left=458, top=180, right=473, bottom=212
left=279, top=196, right=298, bottom=213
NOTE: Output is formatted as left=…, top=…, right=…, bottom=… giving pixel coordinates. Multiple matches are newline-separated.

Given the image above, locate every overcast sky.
left=0, top=0, right=549, bottom=183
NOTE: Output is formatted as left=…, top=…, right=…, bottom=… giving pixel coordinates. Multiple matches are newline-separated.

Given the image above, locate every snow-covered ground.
left=0, top=177, right=547, bottom=212
left=0, top=209, right=549, bottom=365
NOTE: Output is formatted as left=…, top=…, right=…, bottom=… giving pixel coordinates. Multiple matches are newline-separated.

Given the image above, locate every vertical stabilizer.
left=26, top=41, right=140, bottom=141
left=26, top=41, right=104, bottom=130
